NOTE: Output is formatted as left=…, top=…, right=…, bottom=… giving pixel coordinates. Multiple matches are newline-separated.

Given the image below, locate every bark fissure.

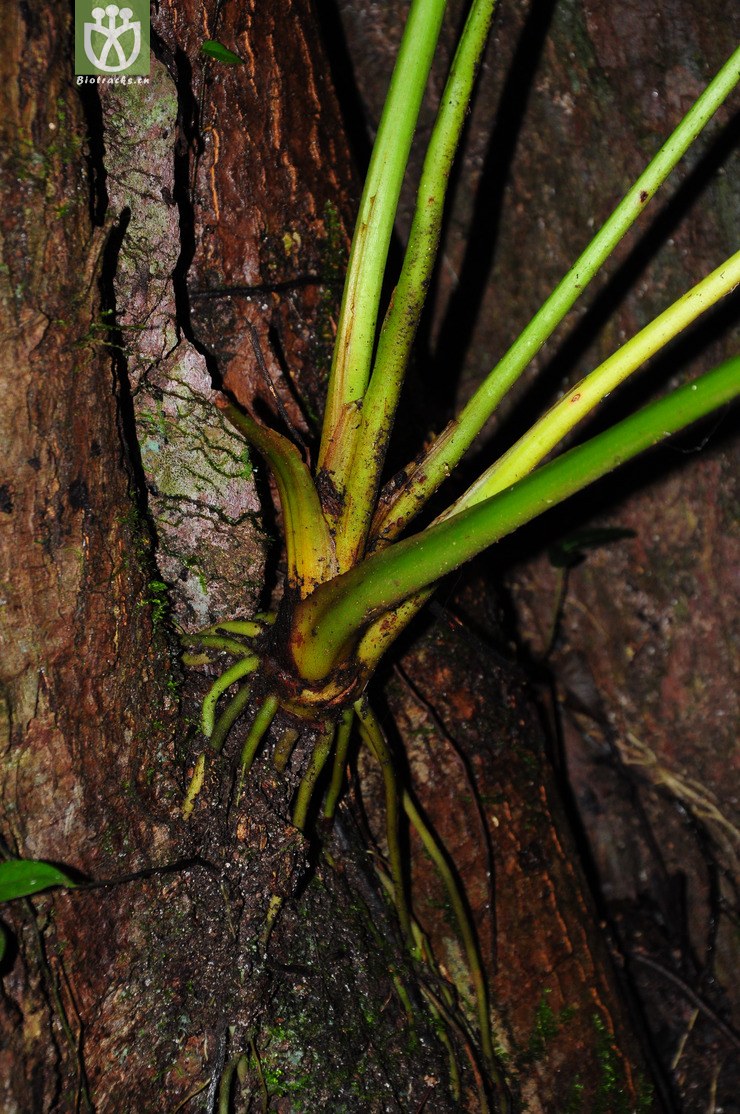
left=2, top=1, right=736, bottom=1109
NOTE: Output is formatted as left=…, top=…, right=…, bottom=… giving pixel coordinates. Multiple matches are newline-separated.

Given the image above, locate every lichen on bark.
left=101, top=61, right=266, bottom=631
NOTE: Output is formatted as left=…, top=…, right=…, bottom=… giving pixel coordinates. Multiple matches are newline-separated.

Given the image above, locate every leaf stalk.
left=372, top=42, right=740, bottom=544
left=293, top=356, right=739, bottom=682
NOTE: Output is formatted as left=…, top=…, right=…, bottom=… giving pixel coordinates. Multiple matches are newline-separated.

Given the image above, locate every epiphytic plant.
left=183, top=0, right=740, bottom=1095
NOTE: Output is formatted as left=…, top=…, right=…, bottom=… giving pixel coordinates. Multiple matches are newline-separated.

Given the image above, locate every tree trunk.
left=1, top=1, right=736, bottom=1111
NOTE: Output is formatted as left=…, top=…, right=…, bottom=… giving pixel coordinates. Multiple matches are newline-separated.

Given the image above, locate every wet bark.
left=336, top=0, right=739, bottom=1107
left=1, top=1, right=736, bottom=1112
left=0, top=2, right=181, bottom=1107
left=1, top=3, right=456, bottom=1110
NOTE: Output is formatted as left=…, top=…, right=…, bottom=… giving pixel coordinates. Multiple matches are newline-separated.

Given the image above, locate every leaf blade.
left=0, top=859, right=77, bottom=903
left=200, top=40, right=244, bottom=65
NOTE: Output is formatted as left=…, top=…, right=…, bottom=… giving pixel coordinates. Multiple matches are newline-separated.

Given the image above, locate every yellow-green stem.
left=371, top=41, right=740, bottom=544
left=450, top=248, right=740, bottom=513
left=318, top=0, right=448, bottom=494
left=333, top=0, right=499, bottom=566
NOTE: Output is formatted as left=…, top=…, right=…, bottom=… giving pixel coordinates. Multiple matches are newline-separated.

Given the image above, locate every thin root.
left=182, top=752, right=206, bottom=820
left=236, top=695, right=280, bottom=802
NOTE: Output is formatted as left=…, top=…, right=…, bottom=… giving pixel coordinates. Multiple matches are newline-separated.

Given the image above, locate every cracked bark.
left=1, top=0, right=736, bottom=1111
left=1, top=3, right=457, bottom=1110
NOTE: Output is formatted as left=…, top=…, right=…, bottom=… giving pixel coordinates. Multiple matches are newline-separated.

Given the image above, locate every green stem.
left=293, top=356, right=739, bottom=681
left=371, top=42, right=740, bottom=544
left=450, top=248, right=740, bottom=512
left=317, top=0, right=448, bottom=496
left=357, top=590, right=434, bottom=677
left=334, top=0, right=499, bottom=565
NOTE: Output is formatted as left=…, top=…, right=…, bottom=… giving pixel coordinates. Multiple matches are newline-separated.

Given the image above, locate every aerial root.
left=210, top=683, right=255, bottom=754
left=182, top=753, right=207, bottom=820
left=273, top=727, right=300, bottom=772
left=202, top=618, right=265, bottom=638
left=237, top=695, right=280, bottom=800
left=401, top=789, right=497, bottom=1074
left=292, top=726, right=335, bottom=831
left=181, top=616, right=500, bottom=1098
left=355, top=702, right=414, bottom=948
left=322, top=707, right=354, bottom=822
left=181, top=632, right=254, bottom=657
left=202, top=654, right=260, bottom=737
left=355, top=701, right=499, bottom=1084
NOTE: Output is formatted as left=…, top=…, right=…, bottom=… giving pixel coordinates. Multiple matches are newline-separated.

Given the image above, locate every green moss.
left=138, top=579, right=170, bottom=629
left=592, top=1012, right=654, bottom=1114
left=246, top=873, right=456, bottom=1109
left=564, top=1078, right=586, bottom=1112
left=525, top=988, right=577, bottom=1064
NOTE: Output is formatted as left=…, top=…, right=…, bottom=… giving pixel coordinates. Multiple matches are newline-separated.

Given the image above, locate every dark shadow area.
left=98, top=206, right=151, bottom=507
left=313, top=0, right=376, bottom=181
left=151, top=31, right=217, bottom=380
left=76, top=80, right=108, bottom=226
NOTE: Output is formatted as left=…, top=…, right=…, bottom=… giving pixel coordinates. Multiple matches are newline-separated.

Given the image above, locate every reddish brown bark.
left=369, top=593, right=653, bottom=1112
left=1, top=1, right=736, bottom=1111
left=0, top=3, right=455, bottom=1109
left=0, top=2, right=180, bottom=1106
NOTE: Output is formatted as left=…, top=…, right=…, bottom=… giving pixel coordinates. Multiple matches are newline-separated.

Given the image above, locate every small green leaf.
left=200, top=40, right=244, bottom=65
left=0, top=860, right=77, bottom=903
left=548, top=526, right=636, bottom=569
left=0, top=924, right=6, bottom=962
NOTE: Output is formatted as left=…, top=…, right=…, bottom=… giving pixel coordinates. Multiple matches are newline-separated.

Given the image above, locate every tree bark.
left=0, top=2, right=180, bottom=1107
left=1, top=1, right=736, bottom=1111
left=2, top=3, right=457, bottom=1110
